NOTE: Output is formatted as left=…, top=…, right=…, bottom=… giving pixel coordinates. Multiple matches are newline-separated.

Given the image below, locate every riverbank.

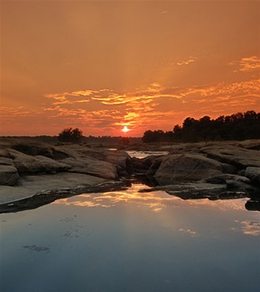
left=0, top=137, right=260, bottom=212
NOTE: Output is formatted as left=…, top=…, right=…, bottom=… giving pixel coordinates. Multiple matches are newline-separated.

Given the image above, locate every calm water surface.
left=0, top=184, right=259, bottom=292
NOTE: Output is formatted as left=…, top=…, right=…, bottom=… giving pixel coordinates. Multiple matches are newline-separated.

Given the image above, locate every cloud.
left=2, top=74, right=259, bottom=136
left=239, top=56, right=260, bottom=72
left=230, top=55, right=260, bottom=72
left=159, top=10, right=168, bottom=15
left=42, top=77, right=260, bottom=135
left=176, top=58, right=196, bottom=66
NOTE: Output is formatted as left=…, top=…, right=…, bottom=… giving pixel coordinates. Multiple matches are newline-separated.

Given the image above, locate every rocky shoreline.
left=0, top=137, right=260, bottom=212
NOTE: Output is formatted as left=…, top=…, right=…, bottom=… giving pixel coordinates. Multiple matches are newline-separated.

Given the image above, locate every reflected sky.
left=1, top=184, right=259, bottom=292
left=54, top=184, right=260, bottom=237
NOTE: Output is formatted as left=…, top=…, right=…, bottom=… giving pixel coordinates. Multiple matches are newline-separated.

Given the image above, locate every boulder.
left=11, top=143, right=54, bottom=158
left=154, top=154, right=224, bottom=185
left=9, top=150, right=70, bottom=174
left=245, top=167, right=260, bottom=185
left=56, top=146, right=133, bottom=178
left=61, top=157, right=118, bottom=179
left=0, top=165, right=19, bottom=186
left=132, top=155, right=164, bottom=175
left=99, top=150, right=133, bottom=175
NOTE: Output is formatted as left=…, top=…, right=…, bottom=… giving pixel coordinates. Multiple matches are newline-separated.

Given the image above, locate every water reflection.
left=1, top=184, right=259, bottom=292
left=54, top=184, right=260, bottom=237
left=54, top=183, right=247, bottom=212
left=231, top=220, right=260, bottom=236
left=126, top=150, right=169, bottom=158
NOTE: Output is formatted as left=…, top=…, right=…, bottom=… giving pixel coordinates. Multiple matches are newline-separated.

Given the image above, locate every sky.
left=1, top=1, right=259, bottom=137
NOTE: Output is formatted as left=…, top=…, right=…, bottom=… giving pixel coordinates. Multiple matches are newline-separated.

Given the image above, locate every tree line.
left=142, top=110, right=260, bottom=143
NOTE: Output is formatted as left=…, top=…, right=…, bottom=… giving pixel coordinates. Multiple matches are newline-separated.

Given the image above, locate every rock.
left=225, top=180, right=256, bottom=191
left=9, top=150, right=70, bottom=174
left=205, top=174, right=252, bottom=185
left=61, top=157, right=118, bottom=179
left=237, top=140, right=260, bottom=150
left=0, top=172, right=126, bottom=211
left=1, top=137, right=260, bottom=208
left=56, top=146, right=133, bottom=178
left=201, top=145, right=260, bottom=168
left=99, top=150, right=133, bottom=176
left=132, top=155, right=164, bottom=176
left=245, top=199, right=260, bottom=211
left=154, top=154, right=224, bottom=185
left=245, top=167, right=260, bottom=185
left=139, top=182, right=228, bottom=199
left=146, top=156, right=164, bottom=176
left=0, top=165, right=19, bottom=186
left=11, top=143, right=55, bottom=158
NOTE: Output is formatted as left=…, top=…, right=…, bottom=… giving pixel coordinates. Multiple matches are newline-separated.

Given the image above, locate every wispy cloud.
left=41, top=77, right=260, bottom=135
left=230, top=55, right=260, bottom=72
left=176, top=57, right=196, bottom=66
left=2, top=74, right=259, bottom=136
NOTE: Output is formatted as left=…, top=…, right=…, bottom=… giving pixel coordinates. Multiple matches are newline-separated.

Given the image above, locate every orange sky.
left=1, top=1, right=259, bottom=137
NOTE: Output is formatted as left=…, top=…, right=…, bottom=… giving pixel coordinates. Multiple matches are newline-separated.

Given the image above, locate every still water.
left=0, top=183, right=259, bottom=292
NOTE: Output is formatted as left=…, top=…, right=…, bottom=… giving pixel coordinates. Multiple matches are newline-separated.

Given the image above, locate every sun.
left=121, top=126, right=130, bottom=133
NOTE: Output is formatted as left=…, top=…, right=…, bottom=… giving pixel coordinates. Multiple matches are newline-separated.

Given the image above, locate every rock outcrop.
left=0, top=138, right=133, bottom=206
left=132, top=140, right=260, bottom=200
left=154, top=153, right=224, bottom=185
left=0, top=140, right=133, bottom=182
left=0, top=165, right=19, bottom=186
left=0, top=137, right=260, bottom=210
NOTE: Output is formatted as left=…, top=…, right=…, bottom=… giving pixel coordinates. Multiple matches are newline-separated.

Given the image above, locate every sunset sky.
left=1, top=1, right=259, bottom=137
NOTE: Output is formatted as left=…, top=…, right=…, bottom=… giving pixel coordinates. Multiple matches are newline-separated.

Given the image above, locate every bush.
left=58, top=128, right=83, bottom=143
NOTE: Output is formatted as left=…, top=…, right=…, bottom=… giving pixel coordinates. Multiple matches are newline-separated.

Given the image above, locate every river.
left=0, top=152, right=260, bottom=292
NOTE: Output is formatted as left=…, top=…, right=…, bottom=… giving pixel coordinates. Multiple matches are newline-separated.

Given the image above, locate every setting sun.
left=122, top=126, right=130, bottom=133
left=0, top=2, right=259, bottom=137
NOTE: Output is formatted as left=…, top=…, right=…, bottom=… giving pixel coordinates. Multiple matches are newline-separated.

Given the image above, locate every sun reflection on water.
left=53, top=183, right=260, bottom=237
left=54, top=183, right=249, bottom=212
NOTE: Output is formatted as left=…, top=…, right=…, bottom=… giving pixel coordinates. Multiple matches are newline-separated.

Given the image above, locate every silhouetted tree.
left=142, top=110, right=260, bottom=143
left=58, top=128, right=83, bottom=143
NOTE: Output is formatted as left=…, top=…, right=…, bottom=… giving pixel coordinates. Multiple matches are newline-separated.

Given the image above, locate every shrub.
left=58, top=128, right=83, bottom=143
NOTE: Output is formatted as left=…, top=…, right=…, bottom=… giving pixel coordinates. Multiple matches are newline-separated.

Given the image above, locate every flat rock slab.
left=200, top=145, right=260, bottom=168
left=0, top=173, right=107, bottom=205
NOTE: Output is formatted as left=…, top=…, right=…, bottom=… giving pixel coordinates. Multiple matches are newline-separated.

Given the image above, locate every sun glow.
left=122, top=126, right=130, bottom=133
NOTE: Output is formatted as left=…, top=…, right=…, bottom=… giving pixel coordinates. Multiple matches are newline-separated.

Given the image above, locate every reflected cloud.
left=178, top=228, right=197, bottom=237
left=55, top=184, right=179, bottom=212
left=240, top=221, right=260, bottom=236
left=231, top=220, right=260, bottom=236
left=54, top=184, right=251, bottom=215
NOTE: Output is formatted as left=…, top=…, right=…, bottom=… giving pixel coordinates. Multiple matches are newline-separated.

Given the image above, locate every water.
left=126, top=150, right=169, bottom=159
left=0, top=183, right=259, bottom=292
